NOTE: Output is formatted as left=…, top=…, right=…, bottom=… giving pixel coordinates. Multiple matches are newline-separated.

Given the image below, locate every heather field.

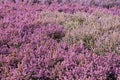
left=0, top=1, right=120, bottom=80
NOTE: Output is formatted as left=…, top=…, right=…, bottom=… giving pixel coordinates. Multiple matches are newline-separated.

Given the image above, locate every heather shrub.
left=0, top=0, right=120, bottom=8
left=0, top=15, right=120, bottom=79
left=0, top=24, right=65, bottom=79
left=0, top=20, right=120, bottom=79
left=36, top=10, right=120, bottom=54
left=1, top=2, right=120, bottom=15
left=0, top=3, right=119, bottom=55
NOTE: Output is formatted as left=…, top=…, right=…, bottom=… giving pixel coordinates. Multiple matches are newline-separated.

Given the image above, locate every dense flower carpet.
left=0, top=0, right=120, bottom=80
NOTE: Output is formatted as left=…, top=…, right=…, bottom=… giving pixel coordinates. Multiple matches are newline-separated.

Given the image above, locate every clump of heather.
left=0, top=24, right=120, bottom=80
left=36, top=10, right=120, bottom=54
left=1, top=0, right=120, bottom=8
left=1, top=3, right=120, bottom=15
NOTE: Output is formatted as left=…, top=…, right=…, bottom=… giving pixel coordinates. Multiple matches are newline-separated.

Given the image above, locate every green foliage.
left=82, top=34, right=95, bottom=50
left=64, top=17, right=84, bottom=30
